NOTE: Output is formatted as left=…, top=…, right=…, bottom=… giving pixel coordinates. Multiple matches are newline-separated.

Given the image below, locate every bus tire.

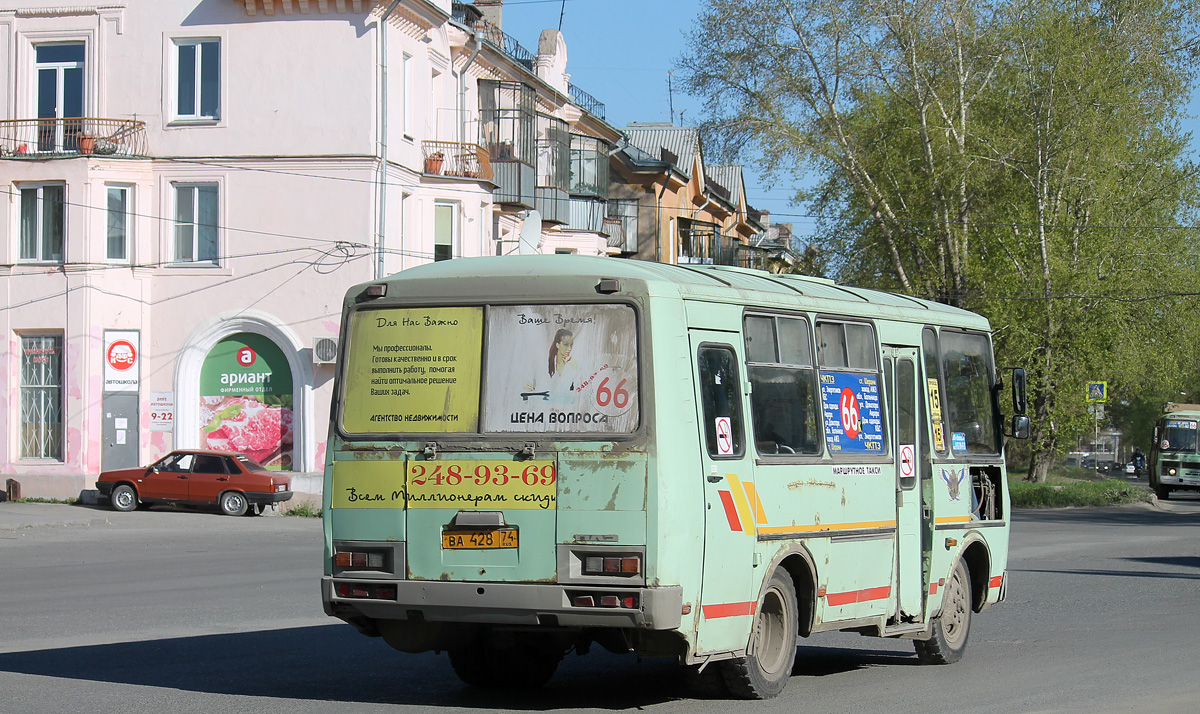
left=1155, top=485, right=1170, bottom=500
left=448, top=647, right=497, bottom=688
left=722, top=569, right=798, bottom=699
left=915, top=560, right=971, bottom=665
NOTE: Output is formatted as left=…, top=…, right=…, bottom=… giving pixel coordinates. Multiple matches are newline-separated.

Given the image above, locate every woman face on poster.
left=549, top=329, right=574, bottom=377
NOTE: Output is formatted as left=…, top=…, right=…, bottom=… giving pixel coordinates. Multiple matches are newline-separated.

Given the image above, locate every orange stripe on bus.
left=725, top=474, right=756, bottom=535
left=717, top=490, right=742, bottom=532
left=989, top=575, right=1003, bottom=588
left=702, top=601, right=757, bottom=619
left=742, top=481, right=768, bottom=524
left=826, top=585, right=892, bottom=606
left=935, top=516, right=973, bottom=525
left=757, top=520, right=896, bottom=536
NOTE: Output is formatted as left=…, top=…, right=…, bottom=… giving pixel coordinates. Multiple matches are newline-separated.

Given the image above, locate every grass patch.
left=10, top=497, right=80, bottom=505
left=284, top=501, right=322, bottom=518
left=1009, top=477, right=1153, bottom=508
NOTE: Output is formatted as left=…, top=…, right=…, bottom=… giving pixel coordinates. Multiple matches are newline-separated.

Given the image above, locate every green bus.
left=320, top=255, right=1029, bottom=698
left=1149, top=403, right=1200, bottom=500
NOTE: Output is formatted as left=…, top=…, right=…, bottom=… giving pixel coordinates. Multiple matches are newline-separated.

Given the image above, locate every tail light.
left=335, top=550, right=385, bottom=569
left=582, top=556, right=641, bottom=576
left=335, top=582, right=396, bottom=600
left=570, top=592, right=639, bottom=609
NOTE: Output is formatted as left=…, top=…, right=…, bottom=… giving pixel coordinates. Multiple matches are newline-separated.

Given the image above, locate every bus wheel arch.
left=960, top=538, right=991, bottom=613
left=774, top=549, right=818, bottom=637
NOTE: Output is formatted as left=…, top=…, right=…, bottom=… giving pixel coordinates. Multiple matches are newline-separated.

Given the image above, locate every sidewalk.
left=0, top=502, right=115, bottom=531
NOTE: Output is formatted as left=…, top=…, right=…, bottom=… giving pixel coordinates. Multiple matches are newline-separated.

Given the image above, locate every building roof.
left=622, top=123, right=701, bottom=179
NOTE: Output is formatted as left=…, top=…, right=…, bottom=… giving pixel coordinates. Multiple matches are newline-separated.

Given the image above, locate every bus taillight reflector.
left=335, top=551, right=384, bottom=569
left=583, top=556, right=641, bottom=576
left=571, top=593, right=638, bottom=609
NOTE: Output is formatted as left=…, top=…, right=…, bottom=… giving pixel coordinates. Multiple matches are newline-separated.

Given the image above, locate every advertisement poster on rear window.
left=341, top=306, right=483, bottom=433
left=199, top=333, right=294, bottom=470
left=819, top=371, right=884, bottom=454
left=483, top=305, right=638, bottom=433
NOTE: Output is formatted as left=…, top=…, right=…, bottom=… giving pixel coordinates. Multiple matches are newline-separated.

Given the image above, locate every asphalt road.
left=2, top=495, right=1199, bottom=714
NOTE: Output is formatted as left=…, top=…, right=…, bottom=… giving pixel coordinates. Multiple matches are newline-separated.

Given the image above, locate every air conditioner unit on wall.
left=313, top=337, right=339, bottom=365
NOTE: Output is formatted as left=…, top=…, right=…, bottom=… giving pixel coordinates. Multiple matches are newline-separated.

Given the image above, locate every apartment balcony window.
left=536, top=114, right=570, bottom=224
left=570, top=134, right=609, bottom=199
left=607, top=198, right=639, bottom=253
left=19, top=184, right=65, bottom=263
left=678, top=218, right=739, bottom=266
left=480, top=80, right=536, bottom=207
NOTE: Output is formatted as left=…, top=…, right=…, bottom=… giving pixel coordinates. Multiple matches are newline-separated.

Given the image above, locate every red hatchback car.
left=96, top=449, right=292, bottom=516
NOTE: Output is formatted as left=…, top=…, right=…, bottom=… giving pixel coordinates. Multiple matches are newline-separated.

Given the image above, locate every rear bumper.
left=322, top=577, right=683, bottom=631
left=247, top=490, right=293, bottom=505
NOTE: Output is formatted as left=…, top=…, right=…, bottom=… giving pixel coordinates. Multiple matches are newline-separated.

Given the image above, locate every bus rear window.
left=339, top=304, right=638, bottom=435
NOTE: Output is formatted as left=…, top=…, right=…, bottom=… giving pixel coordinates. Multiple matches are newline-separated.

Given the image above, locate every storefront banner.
left=104, top=330, right=139, bottom=393
left=199, top=334, right=294, bottom=470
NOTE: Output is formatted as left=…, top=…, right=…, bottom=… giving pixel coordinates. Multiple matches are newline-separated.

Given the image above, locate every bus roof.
left=354, top=255, right=990, bottom=330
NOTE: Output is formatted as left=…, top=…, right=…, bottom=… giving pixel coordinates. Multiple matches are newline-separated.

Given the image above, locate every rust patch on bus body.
left=788, top=479, right=836, bottom=490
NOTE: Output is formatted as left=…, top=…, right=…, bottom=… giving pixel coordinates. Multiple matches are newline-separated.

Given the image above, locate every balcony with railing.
left=568, top=83, right=605, bottom=119
left=0, top=118, right=147, bottom=158
left=421, top=140, right=493, bottom=180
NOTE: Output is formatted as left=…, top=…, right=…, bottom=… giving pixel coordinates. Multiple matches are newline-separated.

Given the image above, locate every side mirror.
left=1010, top=415, right=1031, bottom=440
left=1011, top=367, right=1027, bottom=415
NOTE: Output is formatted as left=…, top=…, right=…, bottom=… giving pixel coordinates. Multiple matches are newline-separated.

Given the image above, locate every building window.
left=569, top=134, right=610, bottom=198
left=434, top=201, right=456, bottom=261
left=35, top=43, right=85, bottom=152
left=21, top=335, right=63, bottom=460
left=402, top=54, right=412, bottom=137
left=480, top=80, right=536, bottom=165
left=106, top=185, right=130, bottom=261
left=174, top=184, right=219, bottom=264
left=174, top=39, right=220, bottom=121
left=19, top=184, right=65, bottom=263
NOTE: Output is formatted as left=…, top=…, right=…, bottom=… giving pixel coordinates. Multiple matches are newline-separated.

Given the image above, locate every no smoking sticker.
left=715, top=416, right=734, bottom=455
left=899, top=444, right=915, bottom=479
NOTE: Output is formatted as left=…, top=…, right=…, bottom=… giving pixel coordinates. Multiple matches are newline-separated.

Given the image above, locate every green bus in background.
left=1149, top=403, right=1200, bottom=500
left=320, top=255, right=1029, bottom=699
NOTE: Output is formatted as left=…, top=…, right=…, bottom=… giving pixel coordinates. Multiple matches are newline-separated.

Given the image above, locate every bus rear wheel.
left=722, top=570, right=798, bottom=699
left=1155, top=485, right=1171, bottom=500
left=915, top=560, right=971, bottom=664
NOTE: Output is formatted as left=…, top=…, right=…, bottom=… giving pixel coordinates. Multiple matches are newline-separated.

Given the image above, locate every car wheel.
left=110, top=484, right=138, bottom=512
left=219, top=491, right=248, bottom=517
left=722, top=569, right=798, bottom=699
left=915, top=560, right=972, bottom=664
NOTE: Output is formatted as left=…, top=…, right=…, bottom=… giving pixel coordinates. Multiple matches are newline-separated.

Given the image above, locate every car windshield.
left=235, top=454, right=269, bottom=472
left=1161, top=421, right=1198, bottom=453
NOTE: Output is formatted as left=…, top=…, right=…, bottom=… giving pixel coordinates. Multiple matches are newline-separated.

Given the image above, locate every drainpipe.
left=376, top=0, right=403, bottom=279
left=655, top=175, right=668, bottom=264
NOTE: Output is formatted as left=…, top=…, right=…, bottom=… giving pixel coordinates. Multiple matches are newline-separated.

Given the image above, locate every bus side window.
left=744, top=315, right=822, bottom=456
left=698, top=345, right=745, bottom=458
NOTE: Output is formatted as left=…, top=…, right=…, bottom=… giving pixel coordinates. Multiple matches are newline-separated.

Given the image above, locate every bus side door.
left=690, top=333, right=760, bottom=654
left=884, top=346, right=926, bottom=621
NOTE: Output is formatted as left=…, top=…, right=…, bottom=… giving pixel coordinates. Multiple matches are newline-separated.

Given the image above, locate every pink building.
left=0, top=0, right=622, bottom=498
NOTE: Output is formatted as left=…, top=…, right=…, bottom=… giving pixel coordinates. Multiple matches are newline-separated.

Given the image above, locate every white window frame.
left=402, top=53, right=413, bottom=138
left=172, top=182, right=220, bottom=265
left=171, top=37, right=220, bottom=122
left=18, top=183, right=66, bottom=264
left=434, top=200, right=458, bottom=262
left=105, top=184, right=131, bottom=263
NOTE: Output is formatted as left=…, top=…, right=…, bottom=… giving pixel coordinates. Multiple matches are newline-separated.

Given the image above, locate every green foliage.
left=12, top=497, right=80, bottom=505
left=682, top=0, right=1200, bottom=476
left=283, top=501, right=322, bottom=518
left=1008, top=478, right=1153, bottom=508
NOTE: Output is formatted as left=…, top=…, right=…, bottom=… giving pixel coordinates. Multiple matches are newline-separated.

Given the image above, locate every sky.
left=500, top=0, right=1200, bottom=243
